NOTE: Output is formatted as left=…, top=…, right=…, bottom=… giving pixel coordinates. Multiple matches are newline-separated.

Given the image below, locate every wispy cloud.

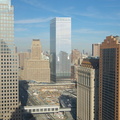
left=74, top=28, right=109, bottom=34
left=96, top=22, right=120, bottom=26
left=72, top=12, right=96, bottom=17
left=21, top=0, right=61, bottom=14
left=20, top=0, right=74, bottom=16
left=15, top=17, right=52, bottom=24
left=20, top=0, right=120, bottom=21
left=15, top=28, right=28, bottom=31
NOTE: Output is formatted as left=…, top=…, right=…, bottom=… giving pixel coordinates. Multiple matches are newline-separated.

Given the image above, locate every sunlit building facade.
left=92, top=43, right=100, bottom=57
left=0, top=0, right=21, bottom=119
left=20, top=39, right=50, bottom=83
left=50, top=17, right=71, bottom=82
left=71, top=49, right=81, bottom=65
left=77, top=59, right=99, bottom=120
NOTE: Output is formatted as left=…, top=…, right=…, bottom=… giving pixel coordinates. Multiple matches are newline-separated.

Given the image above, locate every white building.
left=50, top=17, right=71, bottom=83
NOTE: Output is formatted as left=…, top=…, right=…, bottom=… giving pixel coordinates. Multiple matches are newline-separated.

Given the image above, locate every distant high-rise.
left=50, top=17, right=71, bottom=83
left=71, top=49, right=81, bottom=65
left=0, top=0, right=21, bottom=119
left=99, top=36, right=120, bottom=120
left=77, top=58, right=99, bottom=120
left=92, top=43, right=100, bottom=57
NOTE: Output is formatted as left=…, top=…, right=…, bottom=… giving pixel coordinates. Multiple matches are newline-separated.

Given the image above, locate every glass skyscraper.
left=0, top=0, right=21, bottom=119
left=50, top=17, right=71, bottom=82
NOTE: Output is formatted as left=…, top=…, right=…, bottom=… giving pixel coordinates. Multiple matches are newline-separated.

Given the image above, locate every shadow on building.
left=10, top=105, right=36, bottom=120
left=17, top=80, right=36, bottom=120
left=19, top=80, right=29, bottom=106
left=9, top=80, right=36, bottom=120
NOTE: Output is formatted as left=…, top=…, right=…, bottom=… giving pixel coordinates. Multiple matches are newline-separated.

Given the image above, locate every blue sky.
left=13, top=0, right=120, bottom=53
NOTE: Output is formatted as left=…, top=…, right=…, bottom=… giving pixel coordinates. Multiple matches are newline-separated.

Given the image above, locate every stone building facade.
left=20, top=39, right=50, bottom=83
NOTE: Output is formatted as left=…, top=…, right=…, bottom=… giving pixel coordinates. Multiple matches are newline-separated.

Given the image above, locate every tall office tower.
left=21, top=39, right=50, bottom=83
left=77, top=58, right=99, bottom=120
left=0, top=0, right=21, bottom=119
left=99, top=36, right=120, bottom=120
left=50, top=17, right=71, bottom=83
left=92, top=43, right=100, bottom=57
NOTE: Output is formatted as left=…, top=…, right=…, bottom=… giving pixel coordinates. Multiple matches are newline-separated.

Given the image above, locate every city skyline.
left=13, top=0, right=120, bottom=53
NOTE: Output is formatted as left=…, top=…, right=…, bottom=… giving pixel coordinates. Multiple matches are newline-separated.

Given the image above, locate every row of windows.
left=0, top=13, right=13, bottom=16
left=1, top=104, right=18, bottom=111
left=1, top=66, right=18, bottom=69
left=1, top=89, right=18, bottom=93
left=1, top=75, right=18, bottom=77
left=0, top=44, right=12, bottom=48
left=0, top=35, right=13, bottom=38
left=1, top=93, right=18, bottom=98
left=1, top=79, right=17, bottom=82
left=1, top=90, right=17, bottom=93
left=0, top=5, right=9, bottom=9
left=1, top=100, right=18, bottom=103
left=1, top=90, right=18, bottom=93
left=0, top=16, right=13, bottom=19
left=2, top=101, right=18, bottom=104
left=1, top=86, right=17, bottom=89
left=1, top=62, right=17, bottom=64
left=0, top=14, right=13, bottom=17
left=1, top=73, right=17, bottom=75
left=0, top=21, right=13, bottom=23
left=0, top=52, right=12, bottom=54
left=1, top=55, right=17, bottom=57
left=0, top=26, right=13, bottom=31
left=27, top=107, right=59, bottom=113
left=0, top=9, right=13, bottom=13
left=0, top=32, right=13, bottom=34
left=1, top=59, right=17, bottom=61
left=0, top=25, right=13, bottom=27
left=1, top=83, right=17, bottom=85
left=1, top=69, right=17, bottom=72
left=1, top=49, right=11, bottom=52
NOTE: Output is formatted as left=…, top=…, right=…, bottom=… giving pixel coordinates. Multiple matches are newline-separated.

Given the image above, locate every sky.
left=12, top=0, right=120, bottom=53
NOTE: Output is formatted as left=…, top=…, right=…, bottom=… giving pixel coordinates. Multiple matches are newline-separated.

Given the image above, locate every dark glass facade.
left=102, top=48, right=116, bottom=120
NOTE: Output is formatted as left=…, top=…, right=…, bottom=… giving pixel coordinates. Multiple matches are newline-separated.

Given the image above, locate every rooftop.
left=81, top=58, right=99, bottom=69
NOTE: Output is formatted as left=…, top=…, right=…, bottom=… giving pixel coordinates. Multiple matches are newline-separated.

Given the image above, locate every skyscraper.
left=77, top=58, right=99, bottom=120
left=50, top=17, right=71, bottom=83
left=20, top=39, right=50, bottom=83
left=0, top=0, right=21, bottom=119
left=92, top=43, right=100, bottom=57
left=99, top=36, right=120, bottom=120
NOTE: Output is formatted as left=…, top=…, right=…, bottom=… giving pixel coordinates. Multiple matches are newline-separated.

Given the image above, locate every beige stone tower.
left=31, top=39, right=41, bottom=59
left=21, top=39, right=50, bottom=83
left=77, top=58, right=99, bottom=120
